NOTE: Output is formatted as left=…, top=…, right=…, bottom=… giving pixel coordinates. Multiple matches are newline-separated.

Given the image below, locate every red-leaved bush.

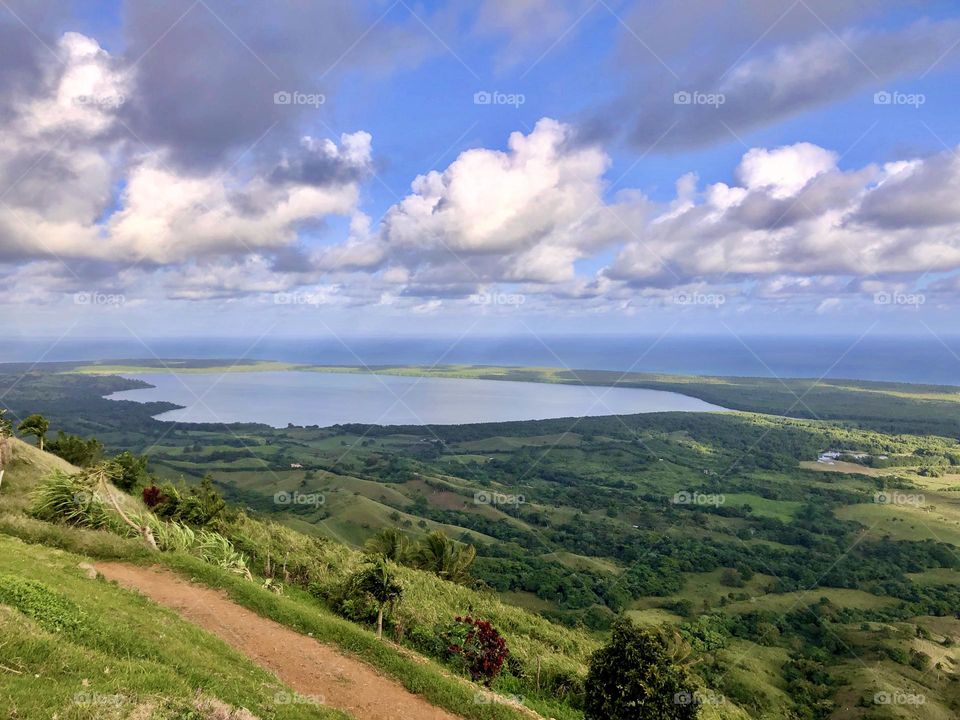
left=447, top=616, right=509, bottom=685
left=142, top=485, right=164, bottom=508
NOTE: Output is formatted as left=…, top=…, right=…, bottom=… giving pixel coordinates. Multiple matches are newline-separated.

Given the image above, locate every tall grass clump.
left=29, top=470, right=111, bottom=530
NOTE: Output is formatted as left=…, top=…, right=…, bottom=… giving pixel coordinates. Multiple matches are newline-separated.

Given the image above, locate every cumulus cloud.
left=606, top=141, right=960, bottom=285
left=106, top=131, right=371, bottom=264
left=0, top=28, right=374, bottom=300
left=373, top=118, right=615, bottom=285
left=0, top=31, right=127, bottom=263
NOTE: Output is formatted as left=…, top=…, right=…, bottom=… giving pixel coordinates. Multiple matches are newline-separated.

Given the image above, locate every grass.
left=0, top=535, right=344, bottom=720
left=0, top=441, right=593, bottom=720
left=71, top=360, right=299, bottom=375
left=719, top=493, right=803, bottom=522
left=0, top=520, right=554, bottom=720
left=836, top=502, right=960, bottom=546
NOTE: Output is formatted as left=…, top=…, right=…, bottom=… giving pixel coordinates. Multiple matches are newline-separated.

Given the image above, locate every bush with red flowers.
left=446, top=615, right=509, bottom=686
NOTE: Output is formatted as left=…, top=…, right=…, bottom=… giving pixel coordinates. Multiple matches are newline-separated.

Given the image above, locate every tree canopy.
left=585, top=617, right=700, bottom=720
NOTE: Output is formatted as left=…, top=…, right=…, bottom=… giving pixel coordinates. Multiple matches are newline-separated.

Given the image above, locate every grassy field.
left=0, top=535, right=344, bottom=720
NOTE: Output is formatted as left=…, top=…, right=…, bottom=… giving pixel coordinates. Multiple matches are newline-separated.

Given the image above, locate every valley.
left=4, top=361, right=960, bottom=717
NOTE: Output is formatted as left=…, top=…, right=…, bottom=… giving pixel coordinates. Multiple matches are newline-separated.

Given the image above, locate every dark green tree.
left=17, top=414, right=49, bottom=451
left=348, top=558, right=403, bottom=640
left=107, top=451, right=150, bottom=490
left=585, top=617, right=700, bottom=720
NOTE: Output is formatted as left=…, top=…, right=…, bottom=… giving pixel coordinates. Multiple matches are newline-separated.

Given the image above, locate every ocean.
left=3, top=335, right=959, bottom=386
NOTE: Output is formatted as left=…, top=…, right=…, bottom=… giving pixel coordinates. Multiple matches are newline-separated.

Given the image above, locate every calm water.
left=106, top=371, right=727, bottom=427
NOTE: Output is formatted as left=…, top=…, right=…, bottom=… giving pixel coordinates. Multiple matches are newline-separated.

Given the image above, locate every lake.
left=106, top=371, right=727, bottom=427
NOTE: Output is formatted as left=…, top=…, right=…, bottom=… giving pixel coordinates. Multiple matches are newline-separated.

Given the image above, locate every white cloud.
left=735, top=143, right=838, bottom=200
left=370, top=118, right=615, bottom=288
left=607, top=141, right=960, bottom=286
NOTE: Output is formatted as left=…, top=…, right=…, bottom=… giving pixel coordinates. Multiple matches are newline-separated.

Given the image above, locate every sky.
left=2, top=0, right=960, bottom=342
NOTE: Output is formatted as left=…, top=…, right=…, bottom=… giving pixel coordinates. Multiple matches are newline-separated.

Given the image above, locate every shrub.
left=150, top=476, right=230, bottom=528
left=47, top=431, right=103, bottom=467
left=446, top=615, right=509, bottom=686
left=108, top=451, right=149, bottom=490
left=585, top=617, right=699, bottom=720
left=142, top=484, right=166, bottom=508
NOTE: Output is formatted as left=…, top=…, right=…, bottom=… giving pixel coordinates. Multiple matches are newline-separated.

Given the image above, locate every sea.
left=2, top=335, right=960, bottom=386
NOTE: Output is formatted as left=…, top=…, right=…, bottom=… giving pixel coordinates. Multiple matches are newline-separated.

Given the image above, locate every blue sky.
left=3, top=0, right=960, bottom=342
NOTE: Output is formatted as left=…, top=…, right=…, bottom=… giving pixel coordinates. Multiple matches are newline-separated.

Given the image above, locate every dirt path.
left=96, top=562, right=462, bottom=720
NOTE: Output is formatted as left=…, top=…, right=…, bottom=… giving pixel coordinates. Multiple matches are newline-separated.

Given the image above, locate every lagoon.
left=106, top=371, right=727, bottom=427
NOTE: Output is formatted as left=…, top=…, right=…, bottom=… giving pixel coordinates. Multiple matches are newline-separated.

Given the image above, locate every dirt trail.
left=96, top=562, right=462, bottom=720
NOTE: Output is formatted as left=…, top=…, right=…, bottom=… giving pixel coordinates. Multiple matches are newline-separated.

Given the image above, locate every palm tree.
left=17, top=413, right=49, bottom=451
left=363, top=527, right=412, bottom=563
left=414, top=530, right=476, bottom=585
left=349, top=558, right=403, bottom=640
